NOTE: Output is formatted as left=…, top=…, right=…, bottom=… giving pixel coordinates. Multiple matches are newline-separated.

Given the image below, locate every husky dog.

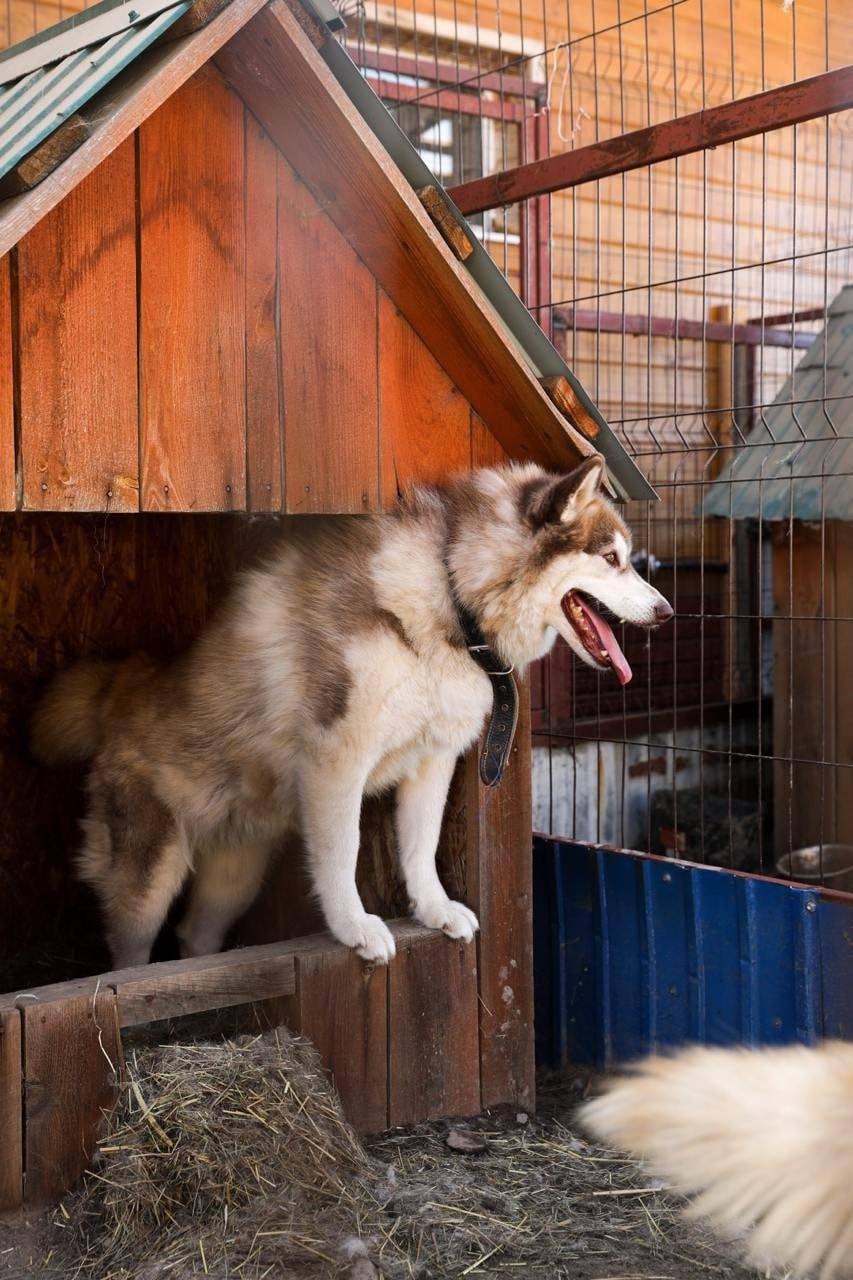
left=32, top=457, right=671, bottom=968
left=580, top=1043, right=853, bottom=1278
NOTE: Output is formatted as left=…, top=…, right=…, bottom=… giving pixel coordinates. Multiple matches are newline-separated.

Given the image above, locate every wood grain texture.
left=164, top=0, right=234, bottom=39
left=214, top=1, right=587, bottom=473
left=0, top=116, right=91, bottom=198
left=23, top=991, right=120, bottom=1206
left=292, top=947, right=388, bottom=1134
left=0, top=0, right=270, bottom=261
left=417, top=185, right=473, bottom=260
left=0, top=255, right=13, bottom=511
left=471, top=412, right=510, bottom=468
left=0, top=1009, right=22, bottom=1211
left=16, top=139, right=138, bottom=511
left=540, top=374, right=600, bottom=439
left=388, top=930, right=480, bottom=1126
left=139, top=66, right=246, bottom=511
left=465, top=680, right=535, bottom=1112
left=0, top=943, right=296, bottom=1026
left=278, top=155, right=379, bottom=513
left=378, top=292, right=471, bottom=507
left=245, top=116, right=282, bottom=511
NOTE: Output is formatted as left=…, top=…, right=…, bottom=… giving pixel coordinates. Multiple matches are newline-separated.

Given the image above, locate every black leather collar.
left=452, top=597, right=519, bottom=787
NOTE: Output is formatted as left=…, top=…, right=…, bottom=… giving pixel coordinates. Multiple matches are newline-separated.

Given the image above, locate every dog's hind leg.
left=79, top=773, right=191, bottom=969
left=80, top=824, right=191, bottom=969
left=300, top=764, right=396, bottom=963
left=396, top=752, right=479, bottom=942
left=105, top=837, right=192, bottom=968
left=175, top=842, right=273, bottom=958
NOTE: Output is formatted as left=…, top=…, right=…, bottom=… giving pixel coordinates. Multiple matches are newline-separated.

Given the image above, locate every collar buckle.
left=467, top=643, right=515, bottom=677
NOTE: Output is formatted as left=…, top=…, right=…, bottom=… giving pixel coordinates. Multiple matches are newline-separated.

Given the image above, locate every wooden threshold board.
left=0, top=920, right=443, bottom=1027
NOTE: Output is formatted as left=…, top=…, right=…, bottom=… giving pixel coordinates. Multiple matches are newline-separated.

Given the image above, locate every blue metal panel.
left=641, top=858, right=692, bottom=1048
left=559, top=844, right=601, bottom=1067
left=688, top=865, right=743, bottom=1044
left=819, top=898, right=853, bottom=1039
left=533, top=837, right=853, bottom=1069
left=597, top=848, right=645, bottom=1061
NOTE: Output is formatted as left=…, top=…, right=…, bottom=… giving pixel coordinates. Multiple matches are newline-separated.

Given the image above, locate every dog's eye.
left=603, top=551, right=619, bottom=567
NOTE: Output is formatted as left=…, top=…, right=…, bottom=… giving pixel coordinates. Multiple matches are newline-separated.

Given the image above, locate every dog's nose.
left=655, top=599, right=674, bottom=624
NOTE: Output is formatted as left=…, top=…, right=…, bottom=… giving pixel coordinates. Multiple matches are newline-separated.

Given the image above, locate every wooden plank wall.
left=138, top=66, right=247, bottom=512
left=16, top=140, right=139, bottom=511
left=0, top=255, right=14, bottom=510
left=22, top=992, right=121, bottom=1206
left=0, top=921, right=492, bottom=1209
left=0, top=1009, right=22, bottom=1211
left=0, top=62, right=503, bottom=514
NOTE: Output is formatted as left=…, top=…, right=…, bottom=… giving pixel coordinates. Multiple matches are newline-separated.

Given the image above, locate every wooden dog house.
left=0, top=0, right=651, bottom=1210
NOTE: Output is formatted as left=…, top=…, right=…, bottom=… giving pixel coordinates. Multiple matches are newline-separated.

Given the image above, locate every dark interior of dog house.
left=0, top=0, right=852, bottom=1271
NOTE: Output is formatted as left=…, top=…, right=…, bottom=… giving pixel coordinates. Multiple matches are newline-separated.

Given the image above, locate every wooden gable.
left=0, top=0, right=601, bottom=515
left=3, top=63, right=506, bottom=514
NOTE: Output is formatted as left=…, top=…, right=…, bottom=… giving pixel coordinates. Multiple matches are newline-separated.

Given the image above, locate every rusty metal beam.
left=449, top=66, right=853, bottom=215
left=746, top=305, right=827, bottom=327
left=553, top=307, right=815, bottom=349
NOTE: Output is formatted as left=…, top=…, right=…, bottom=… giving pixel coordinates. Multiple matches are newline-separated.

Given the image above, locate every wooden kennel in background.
left=0, top=0, right=650, bottom=1209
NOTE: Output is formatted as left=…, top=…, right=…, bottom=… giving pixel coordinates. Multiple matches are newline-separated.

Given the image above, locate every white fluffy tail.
left=31, top=661, right=115, bottom=765
left=579, top=1042, right=853, bottom=1278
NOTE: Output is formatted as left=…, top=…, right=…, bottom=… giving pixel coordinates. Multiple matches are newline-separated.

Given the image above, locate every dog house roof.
left=703, top=285, right=853, bottom=521
left=0, top=0, right=655, bottom=501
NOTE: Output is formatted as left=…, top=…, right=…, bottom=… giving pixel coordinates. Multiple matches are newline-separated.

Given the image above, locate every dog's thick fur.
left=580, top=1043, right=853, bottom=1278
left=33, top=458, right=670, bottom=967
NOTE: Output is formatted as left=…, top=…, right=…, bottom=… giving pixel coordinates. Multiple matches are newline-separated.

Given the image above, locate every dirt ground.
left=0, top=1032, right=772, bottom=1280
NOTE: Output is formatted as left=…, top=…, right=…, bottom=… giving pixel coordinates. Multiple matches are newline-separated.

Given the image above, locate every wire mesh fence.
left=4, top=0, right=852, bottom=890
left=345, top=0, right=853, bottom=888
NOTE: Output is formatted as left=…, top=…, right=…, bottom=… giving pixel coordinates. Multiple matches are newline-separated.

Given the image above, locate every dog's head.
left=450, top=458, right=672, bottom=680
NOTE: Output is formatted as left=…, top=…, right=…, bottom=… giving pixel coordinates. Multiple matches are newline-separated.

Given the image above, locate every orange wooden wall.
left=0, top=63, right=498, bottom=515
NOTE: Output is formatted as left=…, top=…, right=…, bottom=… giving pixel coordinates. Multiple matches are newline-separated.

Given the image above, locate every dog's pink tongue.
left=582, top=600, right=633, bottom=686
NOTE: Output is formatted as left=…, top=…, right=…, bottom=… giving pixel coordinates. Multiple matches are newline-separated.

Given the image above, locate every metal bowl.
left=776, top=844, right=853, bottom=893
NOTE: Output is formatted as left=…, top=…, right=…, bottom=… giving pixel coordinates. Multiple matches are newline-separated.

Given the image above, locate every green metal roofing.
left=0, top=0, right=190, bottom=183
left=703, top=286, right=853, bottom=521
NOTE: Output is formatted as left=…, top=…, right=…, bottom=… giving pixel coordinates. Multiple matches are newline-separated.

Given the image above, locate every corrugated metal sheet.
left=0, top=0, right=190, bottom=183
left=533, top=836, right=853, bottom=1069
left=0, top=0, right=184, bottom=85
left=703, top=285, right=853, bottom=520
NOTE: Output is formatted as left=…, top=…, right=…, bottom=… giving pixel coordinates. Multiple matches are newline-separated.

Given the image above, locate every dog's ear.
left=530, top=456, right=605, bottom=525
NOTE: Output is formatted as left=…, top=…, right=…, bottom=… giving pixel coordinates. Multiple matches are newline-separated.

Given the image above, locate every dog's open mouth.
left=561, top=590, right=633, bottom=686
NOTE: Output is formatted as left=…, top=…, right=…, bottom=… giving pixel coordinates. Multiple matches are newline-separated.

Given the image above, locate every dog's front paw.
left=332, top=913, right=397, bottom=964
left=415, top=898, right=480, bottom=942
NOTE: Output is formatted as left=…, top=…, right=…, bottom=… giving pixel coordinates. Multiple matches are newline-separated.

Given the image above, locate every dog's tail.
left=31, top=660, right=119, bottom=765
left=579, top=1042, right=853, bottom=1278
